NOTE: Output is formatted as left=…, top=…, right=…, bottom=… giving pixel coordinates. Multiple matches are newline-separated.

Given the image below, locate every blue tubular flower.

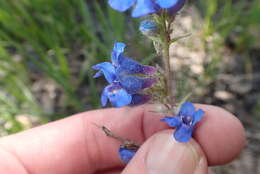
left=92, top=42, right=156, bottom=107
left=161, top=102, right=205, bottom=143
left=119, top=147, right=137, bottom=163
left=108, top=0, right=186, bottom=18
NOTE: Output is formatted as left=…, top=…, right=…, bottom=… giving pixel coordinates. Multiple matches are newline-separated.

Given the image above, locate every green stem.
left=161, top=14, right=175, bottom=106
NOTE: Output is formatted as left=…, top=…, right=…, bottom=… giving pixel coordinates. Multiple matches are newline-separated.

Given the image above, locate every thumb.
left=122, top=130, right=208, bottom=174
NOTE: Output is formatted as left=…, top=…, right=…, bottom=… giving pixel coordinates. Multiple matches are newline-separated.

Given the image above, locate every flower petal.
left=155, top=0, right=179, bottom=8
left=119, top=76, right=156, bottom=94
left=111, top=42, right=126, bottom=66
left=142, top=77, right=157, bottom=89
left=192, top=109, right=205, bottom=125
left=108, top=86, right=132, bottom=107
left=117, top=55, right=156, bottom=75
left=93, top=71, right=103, bottom=78
left=92, top=62, right=116, bottom=83
left=179, top=102, right=195, bottom=116
left=168, top=0, right=186, bottom=14
left=131, top=94, right=151, bottom=105
left=174, top=124, right=193, bottom=142
left=132, top=0, right=158, bottom=18
left=118, top=76, right=143, bottom=94
left=119, top=147, right=136, bottom=163
left=101, top=87, right=109, bottom=106
left=161, top=116, right=181, bottom=127
left=108, top=0, right=136, bottom=12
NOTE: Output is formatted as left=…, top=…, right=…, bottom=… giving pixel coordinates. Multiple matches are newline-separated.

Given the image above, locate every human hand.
left=0, top=104, right=245, bottom=174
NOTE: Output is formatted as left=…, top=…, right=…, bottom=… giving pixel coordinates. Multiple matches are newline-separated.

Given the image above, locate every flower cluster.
left=161, top=102, right=205, bottom=142
left=93, top=0, right=206, bottom=164
left=108, top=0, right=186, bottom=17
left=92, top=42, right=156, bottom=107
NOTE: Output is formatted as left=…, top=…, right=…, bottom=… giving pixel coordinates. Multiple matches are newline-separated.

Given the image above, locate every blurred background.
left=0, top=0, right=259, bottom=173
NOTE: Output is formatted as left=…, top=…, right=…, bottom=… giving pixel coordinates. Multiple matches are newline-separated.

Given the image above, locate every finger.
left=122, top=130, right=208, bottom=174
left=0, top=104, right=245, bottom=174
left=194, top=104, right=246, bottom=165
left=95, top=167, right=122, bottom=174
left=84, top=104, right=245, bottom=166
left=0, top=105, right=163, bottom=174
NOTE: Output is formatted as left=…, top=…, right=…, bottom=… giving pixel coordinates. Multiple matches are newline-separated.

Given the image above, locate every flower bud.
left=139, top=20, right=158, bottom=37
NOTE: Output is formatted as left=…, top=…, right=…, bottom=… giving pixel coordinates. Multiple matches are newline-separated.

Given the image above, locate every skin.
left=0, top=104, right=246, bottom=174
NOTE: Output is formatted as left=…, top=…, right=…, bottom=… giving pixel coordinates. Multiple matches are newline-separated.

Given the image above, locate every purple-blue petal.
left=101, top=83, right=132, bottom=107
left=108, top=0, right=136, bottom=12
left=168, top=0, right=186, bottom=15
left=93, top=71, right=103, bottom=78
left=131, top=94, right=151, bottom=105
left=117, top=55, right=156, bottom=75
left=111, top=42, right=126, bottom=66
left=179, top=102, right=196, bottom=117
left=174, top=124, right=193, bottom=142
left=92, top=62, right=116, bottom=83
left=107, top=86, right=132, bottom=107
left=132, top=0, right=158, bottom=18
left=119, top=76, right=156, bottom=94
left=142, top=77, right=157, bottom=89
left=192, top=109, right=205, bottom=126
left=161, top=116, right=181, bottom=127
left=119, top=147, right=136, bottom=163
left=101, top=87, right=109, bottom=106
left=155, top=0, right=179, bottom=8
left=118, top=76, right=143, bottom=94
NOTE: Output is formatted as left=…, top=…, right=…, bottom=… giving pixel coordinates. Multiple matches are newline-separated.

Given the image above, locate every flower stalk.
left=93, top=123, right=139, bottom=163
left=160, top=12, right=176, bottom=107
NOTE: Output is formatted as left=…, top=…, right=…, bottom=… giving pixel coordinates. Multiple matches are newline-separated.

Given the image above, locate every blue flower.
left=92, top=42, right=156, bottom=107
left=100, top=82, right=132, bottom=107
left=119, top=147, right=137, bottom=163
left=108, top=0, right=186, bottom=17
left=161, top=102, right=205, bottom=142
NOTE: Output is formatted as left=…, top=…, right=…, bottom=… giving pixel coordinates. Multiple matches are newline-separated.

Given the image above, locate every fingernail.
left=145, top=131, right=207, bottom=174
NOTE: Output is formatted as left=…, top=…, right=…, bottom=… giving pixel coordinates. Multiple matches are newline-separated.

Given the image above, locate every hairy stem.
left=163, top=41, right=173, bottom=101
left=161, top=15, right=175, bottom=106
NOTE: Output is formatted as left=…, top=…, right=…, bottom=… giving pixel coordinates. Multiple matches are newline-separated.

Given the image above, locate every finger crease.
left=0, top=144, right=31, bottom=174
left=140, top=107, right=147, bottom=142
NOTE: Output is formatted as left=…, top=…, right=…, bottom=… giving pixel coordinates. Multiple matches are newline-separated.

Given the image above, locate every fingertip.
left=194, top=104, right=246, bottom=165
left=122, top=130, right=208, bottom=174
left=138, top=104, right=246, bottom=166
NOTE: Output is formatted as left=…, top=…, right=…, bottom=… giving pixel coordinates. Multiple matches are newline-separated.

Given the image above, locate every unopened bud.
left=139, top=20, right=158, bottom=37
